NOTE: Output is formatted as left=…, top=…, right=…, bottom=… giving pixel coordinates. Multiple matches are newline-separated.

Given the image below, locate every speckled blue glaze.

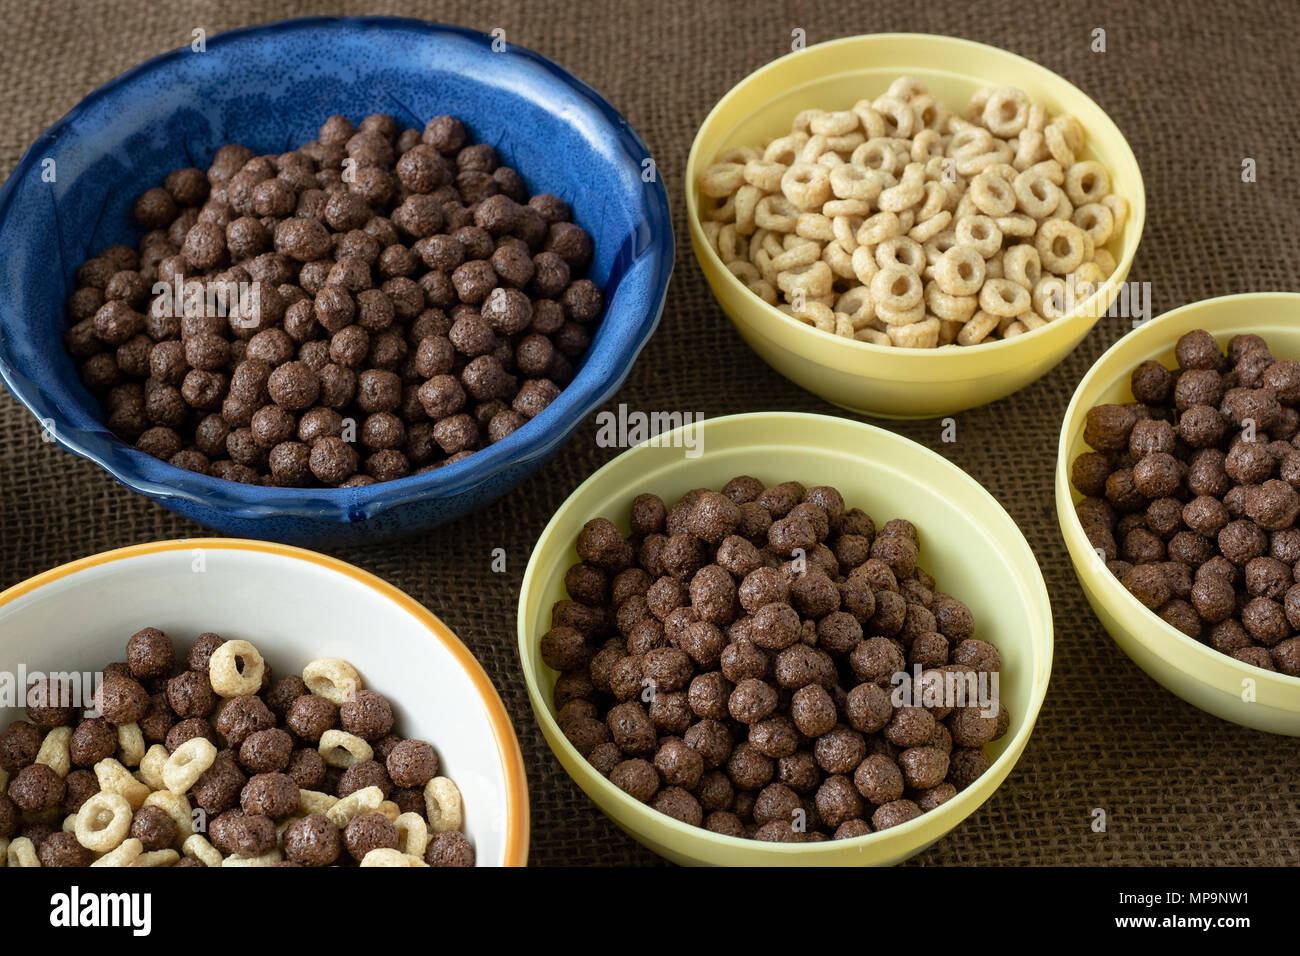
left=0, top=17, right=672, bottom=546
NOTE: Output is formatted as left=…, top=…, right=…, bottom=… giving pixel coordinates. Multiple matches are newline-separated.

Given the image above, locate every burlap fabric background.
left=1, top=0, right=1296, bottom=866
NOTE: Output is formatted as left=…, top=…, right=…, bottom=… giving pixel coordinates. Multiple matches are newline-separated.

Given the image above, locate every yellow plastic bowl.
left=519, top=412, right=1052, bottom=865
left=1057, top=293, right=1300, bottom=735
left=686, top=34, right=1146, bottom=419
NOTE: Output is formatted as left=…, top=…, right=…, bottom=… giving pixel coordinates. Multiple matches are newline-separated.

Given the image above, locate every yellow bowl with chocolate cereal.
left=686, top=33, right=1145, bottom=418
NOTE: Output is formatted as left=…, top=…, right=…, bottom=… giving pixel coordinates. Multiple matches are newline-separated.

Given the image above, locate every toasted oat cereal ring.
left=800, top=134, right=832, bottom=165
left=303, top=657, right=361, bottom=705
left=1020, top=313, right=1049, bottom=331
left=850, top=101, right=887, bottom=139
left=792, top=301, right=836, bottom=333
left=701, top=219, right=721, bottom=255
left=925, top=284, right=978, bottom=323
left=1032, top=276, right=1070, bottom=319
left=1093, top=248, right=1117, bottom=278
left=754, top=194, right=798, bottom=232
left=35, top=727, right=72, bottom=778
left=984, top=251, right=1004, bottom=280
left=117, top=722, right=145, bottom=767
left=182, top=833, right=222, bottom=867
left=1003, top=244, right=1043, bottom=289
left=965, top=87, right=993, bottom=122
left=777, top=260, right=834, bottom=299
left=908, top=209, right=951, bottom=244
left=424, top=776, right=464, bottom=833
left=870, top=266, right=923, bottom=312
left=996, top=213, right=1037, bottom=238
left=954, top=215, right=1002, bottom=258
left=763, top=133, right=808, bottom=166
left=1026, top=101, right=1047, bottom=132
left=1074, top=261, right=1106, bottom=287
left=1035, top=219, right=1088, bottom=274
left=91, top=837, right=143, bottom=867
left=874, top=236, right=925, bottom=273
left=957, top=310, right=1000, bottom=346
left=835, top=286, right=874, bottom=328
left=138, top=744, right=169, bottom=791
left=874, top=300, right=926, bottom=327
left=1051, top=114, right=1085, bottom=152
left=1002, top=319, right=1028, bottom=337
left=749, top=278, right=778, bottom=304
left=1014, top=129, right=1047, bottom=170
left=937, top=318, right=962, bottom=345
left=791, top=109, right=822, bottom=132
left=716, top=145, right=762, bottom=165
left=828, top=163, right=883, bottom=202
left=1044, top=123, right=1075, bottom=168
left=743, top=159, right=786, bottom=193
left=326, top=785, right=384, bottom=828
left=726, top=260, right=760, bottom=284
left=871, top=95, right=915, bottom=138
left=319, top=728, right=374, bottom=768
left=75, top=791, right=133, bottom=853
left=95, top=757, right=150, bottom=810
left=1013, top=171, right=1062, bottom=218
left=208, top=639, right=266, bottom=697
left=1072, top=202, right=1114, bottom=246
left=810, top=110, right=858, bottom=136
left=856, top=211, right=902, bottom=247
left=133, top=849, right=181, bottom=867
left=822, top=242, right=856, bottom=281
left=887, top=317, right=940, bottom=348
left=794, top=213, right=834, bottom=242
left=878, top=165, right=925, bottom=213
left=922, top=229, right=958, bottom=267
left=394, top=811, right=430, bottom=858
left=781, top=162, right=832, bottom=211
left=909, top=93, right=948, bottom=132
left=825, top=131, right=865, bottom=156
left=934, top=245, right=986, bottom=296
left=361, top=848, right=429, bottom=867
left=143, top=789, right=192, bottom=841
left=162, top=737, right=217, bottom=794
left=1102, top=194, right=1128, bottom=233
left=1048, top=191, right=1074, bottom=222
left=701, top=193, right=735, bottom=223
left=851, top=138, right=901, bottom=175
left=910, top=128, right=944, bottom=162
left=831, top=214, right=864, bottom=253
left=823, top=198, right=871, bottom=218
left=854, top=327, right=890, bottom=345
left=887, top=75, right=927, bottom=101
left=770, top=238, right=821, bottom=272
left=969, top=169, right=1017, bottom=217
left=948, top=126, right=994, bottom=159
left=699, top=162, right=746, bottom=197
left=299, top=788, right=339, bottom=815
left=734, top=185, right=761, bottom=236
left=979, top=278, right=1032, bottom=318
left=717, top=224, right=740, bottom=263
left=982, top=88, right=1030, bottom=137
left=222, top=848, right=283, bottom=867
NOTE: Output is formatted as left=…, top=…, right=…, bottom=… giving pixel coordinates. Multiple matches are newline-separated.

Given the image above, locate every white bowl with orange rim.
left=0, top=538, right=529, bottom=865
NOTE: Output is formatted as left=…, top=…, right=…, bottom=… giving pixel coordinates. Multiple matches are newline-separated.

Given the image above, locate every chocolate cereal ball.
left=344, top=812, right=399, bottom=861
left=125, top=626, right=175, bottom=679
left=386, top=739, right=439, bottom=788
left=286, top=694, right=337, bottom=742
left=69, top=718, right=118, bottom=767
left=238, top=728, right=294, bottom=774
left=38, top=831, right=94, bottom=868
left=8, top=763, right=65, bottom=813
left=0, top=721, right=41, bottom=773
left=284, top=813, right=341, bottom=866
left=98, top=674, right=150, bottom=725
left=426, top=829, right=475, bottom=867
left=339, top=690, right=395, bottom=741
left=241, top=772, right=301, bottom=819
left=130, top=805, right=178, bottom=851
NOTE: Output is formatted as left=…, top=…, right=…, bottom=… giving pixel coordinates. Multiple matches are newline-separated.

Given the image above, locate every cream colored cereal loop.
left=702, top=193, right=735, bottom=223
left=982, top=87, right=1030, bottom=137
left=915, top=181, right=950, bottom=222
left=954, top=215, right=1002, bottom=259
left=163, top=737, right=217, bottom=795
left=828, top=163, right=883, bottom=202
left=856, top=211, right=902, bottom=247
left=799, top=134, right=832, bottom=165
left=851, top=138, right=901, bottom=175
left=770, top=239, right=820, bottom=272
left=908, top=210, right=951, bottom=244
left=1093, top=248, right=1118, bottom=278
left=748, top=276, right=777, bottom=305
left=850, top=246, right=879, bottom=285
left=957, top=310, right=1000, bottom=346
left=822, top=242, right=856, bottom=281
left=1075, top=261, right=1106, bottom=286
left=36, top=727, right=72, bottom=778
left=777, top=261, right=833, bottom=299
left=793, top=301, right=835, bottom=333
left=874, top=300, right=926, bottom=328
left=810, top=110, right=857, bottom=136
left=1102, top=194, right=1129, bottom=233
left=743, top=159, right=786, bottom=193
left=791, top=108, right=823, bottom=133
left=925, top=283, right=978, bottom=323
left=94, top=757, right=150, bottom=810
left=996, top=213, right=1038, bottom=238
left=1072, top=202, right=1114, bottom=246
left=361, top=848, right=429, bottom=867
left=424, top=776, right=464, bottom=833
left=1032, top=276, right=1070, bottom=319
left=1013, top=129, right=1047, bottom=170
left=831, top=312, right=854, bottom=338
left=182, top=834, right=223, bottom=868
left=717, top=145, right=762, bottom=165
left=726, top=260, right=759, bottom=284
left=911, top=128, right=944, bottom=162
left=327, top=785, right=384, bottom=828
left=62, top=813, right=77, bottom=833
left=117, top=722, right=145, bottom=768
left=717, top=224, right=741, bottom=264
left=754, top=195, right=798, bottom=233
left=874, top=236, right=925, bottom=273
left=794, top=213, right=834, bottom=242
left=854, top=327, right=890, bottom=345
left=984, top=251, right=1004, bottom=279
left=733, top=185, right=761, bottom=237
left=979, top=278, right=1032, bottom=318
left=937, top=318, right=963, bottom=345
left=223, top=848, right=283, bottom=867
left=909, top=93, right=948, bottom=132
left=832, top=215, right=864, bottom=254
left=209, top=639, right=266, bottom=698
left=143, top=789, right=192, bottom=842
left=887, top=317, right=940, bottom=348
left=319, top=728, right=374, bottom=769
left=134, top=849, right=181, bottom=868
left=825, top=132, right=866, bottom=156
left=7, top=837, right=39, bottom=867
left=850, top=101, right=887, bottom=140
left=1051, top=114, right=1085, bottom=153
left=969, top=169, right=1017, bottom=217
left=964, top=87, right=993, bottom=122
left=923, top=229, right=958, bottom=267
left=138, top=744, right=169, bottom=791
left=934, top=245, right=986, bottom=296
left=1003, top=244, right=1043, bottom=289
left=1044, top=123, right=1075, bottom=168
left=870, top=266, right=923, bottom=312
left=394, top=812, right=430, bottom=858
left=1035, top=219, right=1088, bottom=274
left=948, top=126, right=994, bottom=159
left=886, top=75, right=927, bottom=102
left=1013, top=171, right=1061, bottom=218
left=835, top=286, right=874, bottom=328
left=780, top=163, right=832, bottom=212
left=699, top=162, right=745, bottom=198
left=822, top=198, right=871, bottom=219
left=878, top=163, right=925, bottom=213
left=298, top=788, right=339, bottom=815
left=1026, top=101, right=1047, bottom=133
left=303, top=657, right=361, bottom=705
left=75, top=791, right=133, bottom=853
left=1002, top=319, right=1028, bottom=337
left=1065, top=160, right=1110, bottom=206
left=871, top=95, right=915, bottom=138
left=701, top=220, right=721, bottom=256
left=763, top=133, right=808, bottom=165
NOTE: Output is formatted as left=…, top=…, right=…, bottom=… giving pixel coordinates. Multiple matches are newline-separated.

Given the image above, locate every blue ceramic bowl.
left=0, top=16, right=672, bottom=545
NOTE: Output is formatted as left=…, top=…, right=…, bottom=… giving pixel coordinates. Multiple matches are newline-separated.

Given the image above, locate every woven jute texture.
left=2, top=0, right=1297, bottom=866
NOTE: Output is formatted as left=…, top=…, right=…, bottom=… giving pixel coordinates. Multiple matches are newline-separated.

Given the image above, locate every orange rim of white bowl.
left=0, top=537, right=530, bottom=867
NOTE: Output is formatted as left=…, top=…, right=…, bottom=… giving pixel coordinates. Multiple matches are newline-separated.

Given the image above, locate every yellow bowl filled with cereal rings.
left=519, top=412, right=1052, bottom=865
left=1058, top=293, right=1300, bottom=735
left=0, top=539, right=529, bottom=866
left=686, top=33, right=1145, bottom=419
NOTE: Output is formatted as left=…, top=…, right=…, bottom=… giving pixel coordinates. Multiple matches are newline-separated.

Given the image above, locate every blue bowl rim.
left=0, top=15, right=674, bottom=522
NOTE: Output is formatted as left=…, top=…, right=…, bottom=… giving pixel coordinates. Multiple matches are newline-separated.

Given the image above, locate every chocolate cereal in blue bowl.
left=0, top=16, right=672, bottom=545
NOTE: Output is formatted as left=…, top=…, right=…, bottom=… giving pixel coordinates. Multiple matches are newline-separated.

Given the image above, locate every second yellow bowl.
left=686, top=33, right=1146, bottom=419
